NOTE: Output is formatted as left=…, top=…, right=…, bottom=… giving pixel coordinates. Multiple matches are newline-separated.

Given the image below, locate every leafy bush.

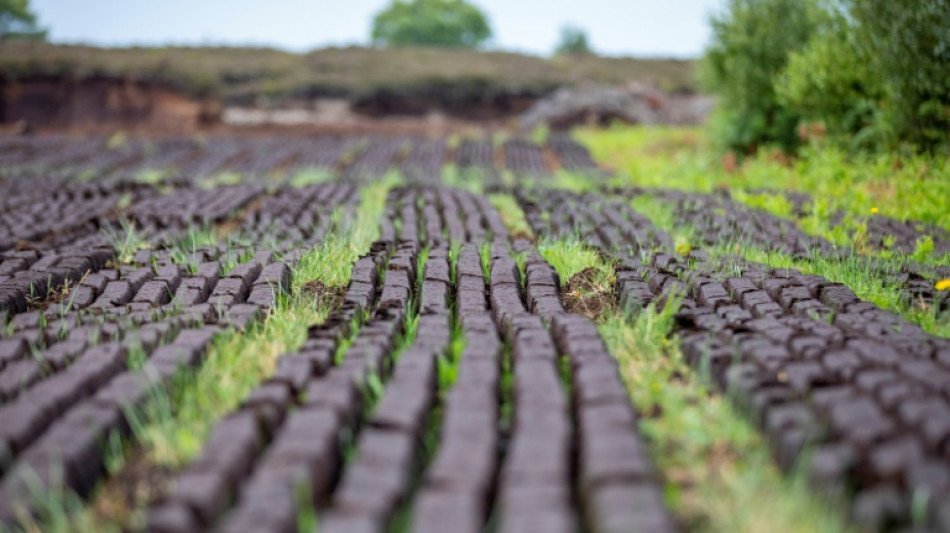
left=371, top=0, right=492, bottom=49
left=700, top=0, right=818, bottom=154
left=847, top=0, right=950, bottom=152
left=706, top=0, right=949, bottom=155
left=775, top=10, right=885, bottom=151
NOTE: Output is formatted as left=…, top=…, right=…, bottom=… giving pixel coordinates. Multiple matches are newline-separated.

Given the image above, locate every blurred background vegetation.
left=701, top=0, right=950, bottom=156
left=2, top=0, right=947, bottom=158
left=0, top=0, right=45, bottom=41
left=554, top=26, right=593, bottom=56
left=371, top=0, right=492, bottom=49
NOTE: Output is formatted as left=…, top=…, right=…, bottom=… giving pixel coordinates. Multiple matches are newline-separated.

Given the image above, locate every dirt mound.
left=301, top=279, right=346, bottom=309
left=562, top=266, right=617, bottom=319
left=0, top=76, right=219, bottom=132
left=519, top=83, right=715, bottom=131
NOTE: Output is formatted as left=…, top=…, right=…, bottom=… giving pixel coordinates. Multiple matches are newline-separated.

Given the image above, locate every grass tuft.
left=537, top=237, right=613, bottom=288
left=487, top=193, right=535, bottom=241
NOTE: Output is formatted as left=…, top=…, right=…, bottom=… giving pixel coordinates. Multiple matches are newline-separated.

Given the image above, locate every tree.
left=555, top=26, right=592, bottom=55
left=371, top=0, right=492, bottom=49
left=0, top=0, right=45, bottom=41
left=700, top=0, right=819, bottom=154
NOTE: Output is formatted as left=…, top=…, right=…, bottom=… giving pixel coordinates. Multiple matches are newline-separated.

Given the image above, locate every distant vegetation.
left=0, top=42, right=697, bottom=104
left=0, top=0, right=45, bottom=41
left=554, top=26, right=592, bottom=56
left=702, top=0, right=950, bottom=155
left=371, top=0, right=492, bottom=49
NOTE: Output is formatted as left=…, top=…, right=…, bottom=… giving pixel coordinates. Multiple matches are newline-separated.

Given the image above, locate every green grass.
left=105, top=220, right=150, bottom=265
left=526, top=232, right=851, bottom=532
left=161, top=225, right=221, bottom=273
left=289, top=168, right=335, bottom=187
left=139, top=294, right=326, bottom=468
left=537, top=236, right=614, bottom=288
left=729, top=188, right=950, bottom=267
left=600, top=304, right=855, bottom=533
left=709, top=242, right=950, bottom=338
left=622, top=188, right=949, bottom=337
left=577, top=125, right=950, bottom=231
left=135, top=177, right=393, bottom=467
left=442, top=166, right=484, bottom=194
left=439, top=242, right=466, bottom=390
left=596, top=137, right=950, bottom=337
left=629, top=195, right=697, bottom=254
left=487, top=193, right=534, bottom=240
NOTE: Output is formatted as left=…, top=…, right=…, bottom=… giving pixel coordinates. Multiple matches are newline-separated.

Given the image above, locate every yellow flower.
left=676, top=243, right=691, bottom=256
left=936, top=279, right=950, bottom=291
left=870, top=207, right=879, bottom=214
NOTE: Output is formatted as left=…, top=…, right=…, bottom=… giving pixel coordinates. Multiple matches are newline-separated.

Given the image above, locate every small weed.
left=105, top=220, right=150, bottom=265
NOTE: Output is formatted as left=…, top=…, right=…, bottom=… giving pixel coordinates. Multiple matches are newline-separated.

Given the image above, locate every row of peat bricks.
left=520, top=188, right=950, bottom=532
left=0, top=183, right=360, bottom=526
left=0, top=134, right=601, bottom=185
left=146, top=186, right=675, bottom=533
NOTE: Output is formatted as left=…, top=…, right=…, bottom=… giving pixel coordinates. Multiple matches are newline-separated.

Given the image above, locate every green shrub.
left=700, top=0, right=819, bottom=154
left=775, top=10, right=886, bottom=151
left=847, top=0, right=950, bottom=152
left=777, top=0, right=949, bottom=153
left=708, top=0, right=949, bottom=155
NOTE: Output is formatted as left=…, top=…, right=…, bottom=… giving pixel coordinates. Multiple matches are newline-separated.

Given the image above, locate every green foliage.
left=0, top=0, right=45, bottom=41
left=847, top=0, right=950, bottom=152
left=707, top=0, right=950, bottom=154
left=371, top=0, right=492, bottom=49
left=701, top=0, right=818, bottom=154
left=912, top=235, right=936, bottom=264
left=775, top=11, right=885, bottom=150
left=577, top=125, right=950, bottom=231
left=554, top=25, right=592, bottom=55
left=776, top=0, right=950, bottom=153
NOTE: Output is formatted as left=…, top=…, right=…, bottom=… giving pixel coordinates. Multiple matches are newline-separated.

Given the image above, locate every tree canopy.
left=371, top=0, right=492, bottom=49
left=554, top=26, right=592, bottom=55
left=0, top=0, right=45, bottom=41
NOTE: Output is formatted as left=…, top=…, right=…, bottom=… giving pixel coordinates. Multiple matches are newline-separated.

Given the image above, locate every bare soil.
left=561, top=266, right=617, bottom=319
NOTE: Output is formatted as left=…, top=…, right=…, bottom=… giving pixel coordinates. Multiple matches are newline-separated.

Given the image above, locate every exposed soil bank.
left=0, top=77, right=220, bottom=132
left=0, top=76, right=710, bottom=135
left=0, top=76, right=547, bottom=132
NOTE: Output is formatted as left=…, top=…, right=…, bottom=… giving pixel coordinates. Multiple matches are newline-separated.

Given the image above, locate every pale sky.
left=30, top=0, right=726, bottom=58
